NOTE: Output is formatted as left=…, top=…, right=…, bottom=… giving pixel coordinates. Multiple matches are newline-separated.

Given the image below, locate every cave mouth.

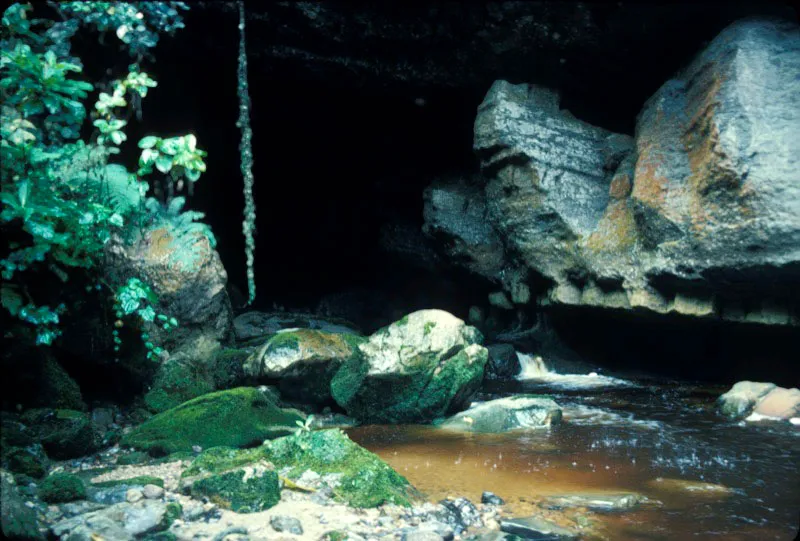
left=76, top=3, right=800, bottom=385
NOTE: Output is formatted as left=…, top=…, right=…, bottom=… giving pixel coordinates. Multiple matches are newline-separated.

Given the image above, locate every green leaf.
left=138, top=136, right=159, bottom=149
left=109, top=130, right=125, bottom=145
left=155, top=154, right=173, bottom=173
left=185, top=168, right=201, bottom=182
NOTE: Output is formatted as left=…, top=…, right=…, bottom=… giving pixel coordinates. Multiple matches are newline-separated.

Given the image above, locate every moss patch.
left=90, top=475, right=164, bottom=488
left=182, top=446, right=266, bottom=478
left=144, top=360, right=215, bottom=414
left=121, top=387, right=305, bottom=456
left=264, top=429, right=416, bottom=508
left=190, top=464, right=280, bottom=513
left=38, top=472, right=86, bottom=503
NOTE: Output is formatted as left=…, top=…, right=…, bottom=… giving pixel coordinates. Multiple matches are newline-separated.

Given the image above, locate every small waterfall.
left=517, top=352, right=552, bottom=378
left=516, top=352, right=633, bottom=389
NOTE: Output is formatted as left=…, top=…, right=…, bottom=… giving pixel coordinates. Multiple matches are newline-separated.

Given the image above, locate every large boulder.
left=426, top=17, right=800, bottom=325
left=438, top=395, right=562, bottom=433
left=103, top=219, right=234, bottom=360
left=331, top=310, right=488, bottom=423
left=121, top=387, right=305, bottom=455
left=243, top=330, right=365, bottom=404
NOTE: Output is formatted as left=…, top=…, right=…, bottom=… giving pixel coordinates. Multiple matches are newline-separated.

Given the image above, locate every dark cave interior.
left=61, top=1, right=800, bottom=391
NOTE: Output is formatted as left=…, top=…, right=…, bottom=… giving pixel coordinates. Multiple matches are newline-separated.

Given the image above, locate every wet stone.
left=541, top=492, right=646, bottom=512
left=270, top=515, right=303, bottom=535
left=142, top=484, right=164, bottom=499
left=500, top=516, right=578, bottom=540
left=437, top=497, right=482, bottom=534
left=481, top=491, right=505, bottom=505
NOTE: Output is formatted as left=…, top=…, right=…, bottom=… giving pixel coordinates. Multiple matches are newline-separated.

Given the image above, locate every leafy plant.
left=112, top=277, right=178, bottom=361
left=0, top=2, right=207, bottom=356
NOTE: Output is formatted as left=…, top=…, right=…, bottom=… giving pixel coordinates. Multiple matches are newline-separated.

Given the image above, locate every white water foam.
left=561, top=403, right=662, bottom=430
left=515, top=352, right=633, bottom=389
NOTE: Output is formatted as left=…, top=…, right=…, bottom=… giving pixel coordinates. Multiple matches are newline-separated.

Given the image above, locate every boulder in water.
left=438, top=395, right=562, bottom=433
left=331, top=310, right=488, bottom=423
left=750, top=387, right=800, bottom=420
left=718, top=381, right=799, bottom=421
left=717, top=381, right=776, bottom=417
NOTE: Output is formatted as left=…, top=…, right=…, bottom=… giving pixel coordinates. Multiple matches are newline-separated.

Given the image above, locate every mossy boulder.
left=184, top=429, right=415, bottom=508
left=190, top=462, right=280, bottom=513
left=244, top=330, right=365, bottom=404
left=144, top=360, right=215, bottom=413
left=265, top=429, right=416, bottom=507
left=38, top=472, right=86, bottom=503
left=121, top=387, right=305, bottom=456
left=20, top=409, right=100, bottom=460
left=331, top=310, right=488, bottom=423
left=6, top=447, right=47, bottom=479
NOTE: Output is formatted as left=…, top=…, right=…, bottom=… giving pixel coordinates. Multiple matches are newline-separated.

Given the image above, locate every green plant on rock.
left=0, top=2, right=208, bottom=358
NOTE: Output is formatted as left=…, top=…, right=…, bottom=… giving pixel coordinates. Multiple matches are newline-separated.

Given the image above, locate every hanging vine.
left=237, top=0, right=256, bottom=304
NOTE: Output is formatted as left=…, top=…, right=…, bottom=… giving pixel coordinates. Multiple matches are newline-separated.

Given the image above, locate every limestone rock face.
left=425, top=17, right=800, bottom=325
left=331, top=310, right=488, bottom=423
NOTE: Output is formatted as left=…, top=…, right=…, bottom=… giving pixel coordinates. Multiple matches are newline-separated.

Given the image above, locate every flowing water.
left=347, top=355, right=800, bottom=540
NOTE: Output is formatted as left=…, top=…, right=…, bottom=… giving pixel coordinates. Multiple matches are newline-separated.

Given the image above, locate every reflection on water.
left=347, top=379, right=800, bottom=540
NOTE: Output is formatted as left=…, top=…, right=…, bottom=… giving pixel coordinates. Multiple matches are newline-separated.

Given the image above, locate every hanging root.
left=237, top=0, right=257, bottom=304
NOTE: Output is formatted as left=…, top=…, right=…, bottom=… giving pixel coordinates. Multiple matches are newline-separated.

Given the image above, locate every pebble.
left=126, top=488, right=144, bottom=503
left=142, top=484, right=164, bottom=499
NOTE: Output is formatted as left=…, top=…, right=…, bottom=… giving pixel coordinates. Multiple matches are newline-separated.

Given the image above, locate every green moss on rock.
left=182, top=446, right=266, bottom=478
left=38, top=473, right=86, bottom=503
left=90, top=475, right=164, bottom=488
left=264, top=429, right=415, bottom=508
left=144, top=361, right=215, bottom=414
left=38, top=356, right=86, bottom=411
left=191, top=464, right=280, bottom=513
left=332, top=347, right=488, bottom=423
left=121, top=388, right=305, bottom=456
left=6, top=447, right=46, bottom=479
left=20, top=409, right=100, bottom=460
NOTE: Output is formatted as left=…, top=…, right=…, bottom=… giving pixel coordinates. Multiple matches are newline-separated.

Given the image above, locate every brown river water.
left=347, top=372, right=800, bottom=540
